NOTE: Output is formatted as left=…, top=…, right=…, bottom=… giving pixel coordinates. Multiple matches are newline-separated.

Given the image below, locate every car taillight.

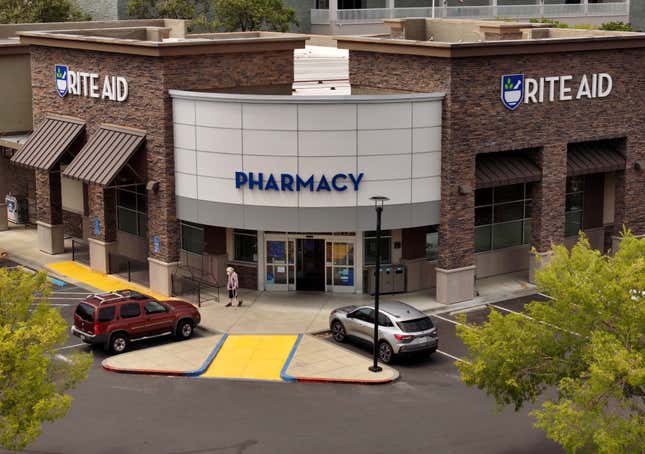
left=394, top=334, right=414, bottom=342
left=93, top=321, right=100, bottom=335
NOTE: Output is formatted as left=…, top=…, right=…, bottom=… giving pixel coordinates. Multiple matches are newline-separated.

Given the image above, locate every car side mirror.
left=347, top=313, right=355, bottom=319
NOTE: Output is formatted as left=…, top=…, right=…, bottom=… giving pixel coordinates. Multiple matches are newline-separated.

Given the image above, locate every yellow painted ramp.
left=47, top=261, right=171, bottom=301
left=202, top=335, right=297, bottom=381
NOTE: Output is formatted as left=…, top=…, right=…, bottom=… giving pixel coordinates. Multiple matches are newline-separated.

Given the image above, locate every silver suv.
left=329, top=301, right=438, bottom=364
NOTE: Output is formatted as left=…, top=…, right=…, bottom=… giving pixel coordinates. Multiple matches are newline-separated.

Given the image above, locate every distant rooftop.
left=336, top=18, right=645, bottom=57
left=17, top=26, right=308, bottom=56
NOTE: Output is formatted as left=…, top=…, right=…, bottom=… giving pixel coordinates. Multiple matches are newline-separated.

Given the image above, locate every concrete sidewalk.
left=102, top=334, right=398, bottom=384
left=1, top=224, right=537, bottom=336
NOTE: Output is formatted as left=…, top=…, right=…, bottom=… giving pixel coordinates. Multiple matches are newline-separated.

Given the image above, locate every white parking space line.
left=489, top=304, right=581, bottom=337
left=53, top=343, right=88, bottom=351
left=436, top=349, right=469, bottom=363
left=431, top=314, right=468, bottom=328
left=489, top=304, right=528, bottom=317
left=55, top=354, right=73, bottom=364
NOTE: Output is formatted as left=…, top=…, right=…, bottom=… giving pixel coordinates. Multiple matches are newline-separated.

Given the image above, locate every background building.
left=631, top=0, right=645, bottom=31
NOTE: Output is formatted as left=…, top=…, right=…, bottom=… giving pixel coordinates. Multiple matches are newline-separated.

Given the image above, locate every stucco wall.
left=0, top=55, right=32, bottom=134
left=172, top=92, right=444, bottom=232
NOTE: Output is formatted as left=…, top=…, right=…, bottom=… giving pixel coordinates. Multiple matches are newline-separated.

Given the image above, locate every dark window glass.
left=98, top=306, right=115, bottom=322
left=475, top=226, right=492, bottom=252
left=120, top=303, right=141, bottom=319
left=474, top=182, right=532, bottom=252
left=426, top=225, right=439, bottom=261
left=566, top=176, right=584, bottom=193
left=117, top=185, right=147, bottom=238
left=565, top=193, right=584, bottom=212
left=144, top=301, right=167, bottom=314
left=565, top=211, right=583, bottom=237
left=378, top=312, right=393, bottom=327
left=492, top=221, right=524, bottom=249
left=565, top=176, right=585, bottom=238
left=398, top=317, right=434, bottom=333
left=75, top=303, right=95, bottom=322
left=181, top=222, right=204, bottom=255
left=364, top=237, right=392, bottom=265
left=493, top=202, right=524, bottom=223
left=352, top=307, right=374, bottom=323
left=475, top=187, right=493, bottom=206
left=475, top=207, right=493, bottom=226
left=493, top=184, right=525, bottom=203
left=234, top=229, right=257, bottom=262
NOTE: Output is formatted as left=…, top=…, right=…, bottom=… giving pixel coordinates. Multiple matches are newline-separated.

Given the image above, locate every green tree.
left=212, top=0, right=298, bottom=32
left=128, top=0, right=203, bottom=19
left=456, top=232, right=645, bottom=453
left=0, top=269, right=92, bottom=450
left=0, top=0, right=90, bottom=24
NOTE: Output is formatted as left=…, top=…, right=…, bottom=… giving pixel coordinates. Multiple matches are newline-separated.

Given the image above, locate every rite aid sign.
left=501, top=73, right=612, bottom=110
left=55, top=65, right=128, bottom=102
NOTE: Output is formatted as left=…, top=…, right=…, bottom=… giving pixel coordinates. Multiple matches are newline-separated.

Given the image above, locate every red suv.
left=72, top=290, right=201, bottom=354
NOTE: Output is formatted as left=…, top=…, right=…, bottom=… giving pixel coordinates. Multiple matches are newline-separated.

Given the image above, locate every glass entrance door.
left=296, top=239, right=325, bottom=291
left=325, top=241, right=355, bottom=292
left=265, top=238, right=295, bottom=291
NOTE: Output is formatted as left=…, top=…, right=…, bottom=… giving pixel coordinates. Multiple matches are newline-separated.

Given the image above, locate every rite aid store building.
left=2, top=19, right=644, bottom=304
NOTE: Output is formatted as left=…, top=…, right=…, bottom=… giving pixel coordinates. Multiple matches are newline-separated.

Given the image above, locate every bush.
left=600, top=21, right=633, bottom=32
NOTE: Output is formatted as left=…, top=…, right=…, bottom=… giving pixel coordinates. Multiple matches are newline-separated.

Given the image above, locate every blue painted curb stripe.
left=280, top=334, right=303, bottom=383
left=186, top=334, right=229, bottom=377
left=48, top=277, right=67, bottom=287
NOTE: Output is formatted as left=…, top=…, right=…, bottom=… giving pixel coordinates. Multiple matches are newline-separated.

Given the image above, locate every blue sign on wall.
left=94, top=217, right=100, bottom=236
left=153, top=235, right=160, bottom=254
left=55, top=65, right=68, bottom=97
left=235, top=172, right=364, bottom=192
left=501, top=74, right=525, bottom=111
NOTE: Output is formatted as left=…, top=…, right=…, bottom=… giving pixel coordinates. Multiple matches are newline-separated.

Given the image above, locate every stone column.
left=87, top=184, right=117, bottom=273
left=329, top=0, right=338, bottom=33
left=147, top=140, right=180, bottom=297
left=529, top=143, right=567, bottom=283
left=35, top=169, right=64, bottom=254
left=0, top=202, right=7, bottom=231
left=436, top=151, right=475, bottom=305
left=612, top=136, right=645, bottom=250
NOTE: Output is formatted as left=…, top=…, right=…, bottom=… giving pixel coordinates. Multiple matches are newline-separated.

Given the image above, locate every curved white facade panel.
left=171, top=90, right=445, bottom=231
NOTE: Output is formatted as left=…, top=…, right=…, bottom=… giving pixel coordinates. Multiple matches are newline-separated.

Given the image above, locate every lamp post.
left=369, top=196, right=389, bottom=373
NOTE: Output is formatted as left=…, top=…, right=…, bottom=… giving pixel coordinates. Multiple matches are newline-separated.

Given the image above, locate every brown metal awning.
left=10, top=115, right=85, bottom=170
left=62, top=125, right=145, bottom=186
left=567, top=142, right=625, bottom=176
left=476, top=152, right=541, bottom=189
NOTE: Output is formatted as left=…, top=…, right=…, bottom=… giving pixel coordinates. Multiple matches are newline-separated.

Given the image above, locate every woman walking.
left=225, top=266, right=241, bottom=307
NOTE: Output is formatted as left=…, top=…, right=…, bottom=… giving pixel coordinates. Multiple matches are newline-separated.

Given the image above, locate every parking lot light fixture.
left=369, top=196, right=389, bottom=373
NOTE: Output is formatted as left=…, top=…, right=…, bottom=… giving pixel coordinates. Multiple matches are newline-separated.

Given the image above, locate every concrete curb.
left=280, top=334, right=303, bottom=383
left=294, top=375, right=398, bottom=385
left=425, top=288, right=538, bottom=316
left=102, top=334, right=229, bottom=377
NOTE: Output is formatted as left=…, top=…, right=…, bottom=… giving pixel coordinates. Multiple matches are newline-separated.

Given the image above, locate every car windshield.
left=398, top=317, right=433, bottom=333
left=75, top=303, right=95, bottom=322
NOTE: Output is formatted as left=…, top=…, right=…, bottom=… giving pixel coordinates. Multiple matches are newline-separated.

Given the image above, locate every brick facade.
left=30, top=46, right=294, bottom=265
left=87, top=184, right=116, bottom=242
left=350, top=48, right=645, bottom=268
left=231, top=263, right=258, bottom=290
left=0, top=153, right=36, bottom=223
left=62, top=210, right=83, bottom=238
left=35, top=169, right=62, bottom=225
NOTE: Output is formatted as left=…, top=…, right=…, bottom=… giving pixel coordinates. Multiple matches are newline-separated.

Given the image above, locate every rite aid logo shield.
left=55, top=65, right=68, bottom=97
left=501, top=74, right=524, bottom=110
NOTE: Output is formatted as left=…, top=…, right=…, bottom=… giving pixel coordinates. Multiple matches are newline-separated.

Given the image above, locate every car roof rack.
left=87, top=290, right=150, bottom=305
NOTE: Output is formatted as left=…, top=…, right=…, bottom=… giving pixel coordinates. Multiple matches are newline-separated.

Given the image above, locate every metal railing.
left=108, top=253, right=150, bottom=287
left=71, top=239, right=90, bottom=266
left=311, top=2, right=629, bottom=24
left=171, top=272, right=221, bottom=307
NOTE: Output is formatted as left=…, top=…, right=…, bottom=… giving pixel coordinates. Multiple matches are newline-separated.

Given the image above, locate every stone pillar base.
left=529, top=250, right=553, bottom=284
left=436, top=265, right=475, bottom=305
left=148, top=258, right=179, bottom=297
left=37, top=221, right=64, bottom=255
left=88, top=238, right=116, bottom=274
left=0, top=203, right=7, bottom=231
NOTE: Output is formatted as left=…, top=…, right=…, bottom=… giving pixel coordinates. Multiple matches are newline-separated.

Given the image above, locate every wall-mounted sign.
left=94, top=217, right=100, bottom=236
left=153, top=235, right=160, bottom=254
left=55, top=65, right=128, bottom=102
left=501, top=73, right=613, bottom=110
left=235, top=172, right=364, bottom=192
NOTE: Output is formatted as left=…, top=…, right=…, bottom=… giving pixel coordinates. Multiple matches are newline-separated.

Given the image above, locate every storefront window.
left=426, top=225, right=439, bottom=261
left=234, top=229, right=257, bottom=262
left=474, top=183, right=533, bottom=253
left=117, top=185, right=147, bottom=238
left=364, top=230, right=392, bottom=265
left=180, top=221, right=203, bottom=255
left=565, top=176, right=585, bottom=237
left=326, top=241, right=355, bottom=287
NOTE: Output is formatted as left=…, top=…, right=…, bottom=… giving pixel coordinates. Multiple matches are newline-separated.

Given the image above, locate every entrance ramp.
left=202, top=335, right=298, bottom=381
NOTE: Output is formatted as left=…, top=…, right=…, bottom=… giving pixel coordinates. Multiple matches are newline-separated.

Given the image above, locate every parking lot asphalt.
left=0, top=259, right=561, bottom=454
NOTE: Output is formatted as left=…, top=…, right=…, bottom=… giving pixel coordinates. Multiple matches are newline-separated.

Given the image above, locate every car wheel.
left=331, top=320, right=346, bottom=343
left=110, top=333, right=129, bottom=354
left=176, top=320, right=194, bottom=340
left=378, top=341, right=394, bottom=364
